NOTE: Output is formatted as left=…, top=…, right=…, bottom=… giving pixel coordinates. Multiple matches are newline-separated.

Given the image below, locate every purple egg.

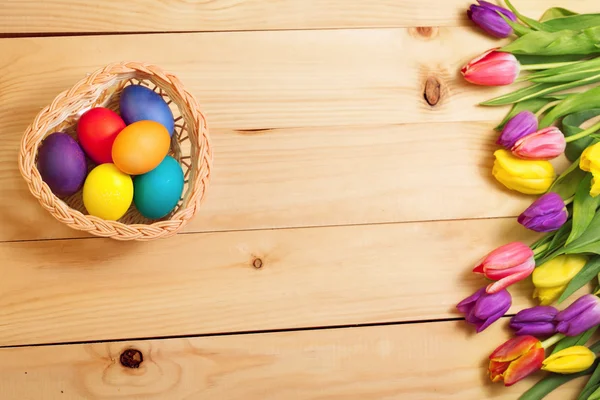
left=37, top=132, right=87, bottom=196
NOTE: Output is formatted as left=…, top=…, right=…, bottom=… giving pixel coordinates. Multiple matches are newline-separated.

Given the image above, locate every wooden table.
left=0, top=1, right=597, bottom=399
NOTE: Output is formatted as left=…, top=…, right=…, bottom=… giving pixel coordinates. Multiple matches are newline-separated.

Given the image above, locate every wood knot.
left=409, top=26, right=439, bottom=40
left=416, top=27, right=433, bottom=37
left=252, top=258, right=263, bottom=269
left=423, top=77, right=442, bottom=106
left=120, top=349, right=143, bottom=369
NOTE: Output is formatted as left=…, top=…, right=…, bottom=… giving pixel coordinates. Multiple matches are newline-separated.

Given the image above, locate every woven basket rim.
left=18, top=61, right=213, bottom=241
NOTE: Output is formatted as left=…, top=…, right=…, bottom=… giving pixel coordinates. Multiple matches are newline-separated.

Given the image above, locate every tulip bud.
left=488, top=335, right=544, bottom=386
left=518, top=192, right=568, bottom=233
left=457, top=287, right=512, bottom=333
left=512, top=127, right=567, bottom=160
left=461, top=49, right=520, bottom=86
left=467, top=1, right=517, bottom=38
left=492, top=149, right=556, bottom=195
left=510, top=306, right=558, bottom=337
left=542, top=346, right=596, bottom=374
left=580, top=143, right=600, bottom=197
left=532, top=255, right=587, bottom=306
left=497, top=111, right=539, bottom=149
left=556, top=294, right=600, bottom=337
left=473, top=242, right=535, bottom=293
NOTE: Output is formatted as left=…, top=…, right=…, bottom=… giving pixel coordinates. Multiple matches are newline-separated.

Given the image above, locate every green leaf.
left=504, top=0, right=552, bottom=31
left=494, top=97, right=557, bottom=131
left=541, top=86, right=600, bottom=128
left=579, top=383, right=600, bottom=400
left=539, top=7, right=578, bottom=22
left=497, top=11, right=532, bottom=37
left=567, top=174, right=600, bottom=245
left=501, top=27, right=600, bottom=56
left=549, top=157, right=587, bottom=200
left=519, top=367, right=595, bottom=400
left=483, top=73, right=600, bottom=107
left=558, top=256, right=600, bottom=303
left=544, top=14, right=600, bottom=31
left=528, top=57, right=600, bottom=83
left=516, top=54, right=590, bottom=66
left=578, top=362, right=600, bottom=400
left=481, top=83, right=554, bottom=106
left=548, top=219, right=572, bottom=253
left=564, top=213, right=600, bottom=255
left=563, top=109, right=600, bottom=162
left=552, top=327, right=598, bottom=354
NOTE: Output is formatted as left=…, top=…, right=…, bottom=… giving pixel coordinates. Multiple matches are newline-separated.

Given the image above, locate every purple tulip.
left=509, top=306, right=558, bottom=337
left=457, top=287, right=512, bottom=332
left=467, top=0, right=517, bottom=38
left=497, top=111, right=539, bottom=149
left=556, top=295, right=600, bottom=337
left=518, top=192, right=568, bottom=233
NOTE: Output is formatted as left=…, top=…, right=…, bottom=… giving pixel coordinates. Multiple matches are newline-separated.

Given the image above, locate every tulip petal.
left=490, top=335, right=540, bottom=362
left=542, top=346, right=596, bottom=374
left=556, top=295, right=598, bottom=322
left=486, top=264, right=534, bottom=293
left=456, top=287, right=485, bottom=314
left=503, top=346, right=545, bottom=386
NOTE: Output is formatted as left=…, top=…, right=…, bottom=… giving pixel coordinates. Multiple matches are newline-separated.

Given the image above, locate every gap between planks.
left=0, top=316, right=471, bottom=350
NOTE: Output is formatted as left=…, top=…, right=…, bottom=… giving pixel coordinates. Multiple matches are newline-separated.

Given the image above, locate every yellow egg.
left=112, top=120, right=171, bottom=175
left=83, top=164, right=133, bottom=220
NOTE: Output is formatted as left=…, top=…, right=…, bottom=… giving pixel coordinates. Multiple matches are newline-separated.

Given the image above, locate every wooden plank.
left=1, top=0, right=598, bottom=33
left=0, top=321, right=584, bottom=399
left=0, top=29, right=564, bottom=241
left=0, top=218, right=562, bottom=347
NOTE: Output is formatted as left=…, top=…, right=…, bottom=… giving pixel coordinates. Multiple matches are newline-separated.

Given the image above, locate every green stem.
left=521, top=61, right=582, bottom=71
left=565, top=121, right=600, bottom=143
left=564, top=195, right=575, bottom=206
left=535, top=100, right=561, bottom=118
left=533, top=242, right=550, bottom=256
left=542, top=333, right=566, bottom=350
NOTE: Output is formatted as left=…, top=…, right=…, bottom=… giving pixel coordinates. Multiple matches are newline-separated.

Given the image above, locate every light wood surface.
left=2, top=0, right=599, bottom=399
left=1, top=0, right=598, bottom=33
left=0, top=217, right=540, bottom=347
left=0, top=28, right=569, bottom=241
left=0, top=321, right=583, bottom=399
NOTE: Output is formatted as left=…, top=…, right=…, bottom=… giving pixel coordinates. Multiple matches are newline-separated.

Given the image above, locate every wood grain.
left=0, top=321, right=584, bottom=399
left=0, top=28, right=568, bottom=241
left=1, top=0, right=598, bottom=33
left=2, top=217, right=581, bottom=347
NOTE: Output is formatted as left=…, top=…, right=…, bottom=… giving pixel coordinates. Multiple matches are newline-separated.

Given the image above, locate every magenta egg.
left=37, top=132, right=88, bottom=196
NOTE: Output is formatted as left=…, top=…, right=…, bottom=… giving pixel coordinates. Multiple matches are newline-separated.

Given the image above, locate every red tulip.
left=489, top=335, right=545, bottom=386
left=461, top=49, right=520, bottom=86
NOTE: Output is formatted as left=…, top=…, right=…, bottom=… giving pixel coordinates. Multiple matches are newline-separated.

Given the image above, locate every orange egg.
left=112, top=120, right=171, bottom=175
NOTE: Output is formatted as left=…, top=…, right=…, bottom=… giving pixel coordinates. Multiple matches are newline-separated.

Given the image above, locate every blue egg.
left=120, top=85, right=175, bottom=136
left=133, top=156, right=184, bottom=219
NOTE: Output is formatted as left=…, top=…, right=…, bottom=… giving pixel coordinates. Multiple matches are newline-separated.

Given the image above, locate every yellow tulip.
left=542, top=346, right=596, bottom=374
left=532, top=255, right=587, bottom=306
left=492, top=149, right=555, bottom=194
left=580, top=143, right=600, bottom=197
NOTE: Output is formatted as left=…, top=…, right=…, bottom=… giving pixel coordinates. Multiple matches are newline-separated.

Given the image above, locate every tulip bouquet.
left=458, top=1, right=600, bottom=399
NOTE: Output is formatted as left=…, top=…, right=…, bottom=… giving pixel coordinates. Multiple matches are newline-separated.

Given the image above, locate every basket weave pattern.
left=19, top=62, right=212, bottom=241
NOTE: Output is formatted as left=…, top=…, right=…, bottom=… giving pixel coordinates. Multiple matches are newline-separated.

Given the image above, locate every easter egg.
left=83, top=164, right=133, bottom=220
left=134, top=156, right=184, bottom=219
left=112, top=120, right=171, bottom=175
left=77, top=107, right=126, bottom=164
left=120, top=85, right=175, bottom=136
left=37, top=132, right=87, bottom=196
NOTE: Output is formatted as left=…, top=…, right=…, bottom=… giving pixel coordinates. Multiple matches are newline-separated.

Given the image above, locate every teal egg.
left=133, top=156, right=184, bottom=219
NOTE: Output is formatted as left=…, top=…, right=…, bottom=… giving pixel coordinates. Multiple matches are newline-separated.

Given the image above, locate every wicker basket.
left=18, top=62, right=212, bottom=241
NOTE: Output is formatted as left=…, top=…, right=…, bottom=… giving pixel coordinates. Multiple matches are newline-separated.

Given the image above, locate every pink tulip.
left=461, top=49, right=520, bottom=86
left=473, top=242, right=535, bottom=294
left=512, top=127, right=566, bottom=160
